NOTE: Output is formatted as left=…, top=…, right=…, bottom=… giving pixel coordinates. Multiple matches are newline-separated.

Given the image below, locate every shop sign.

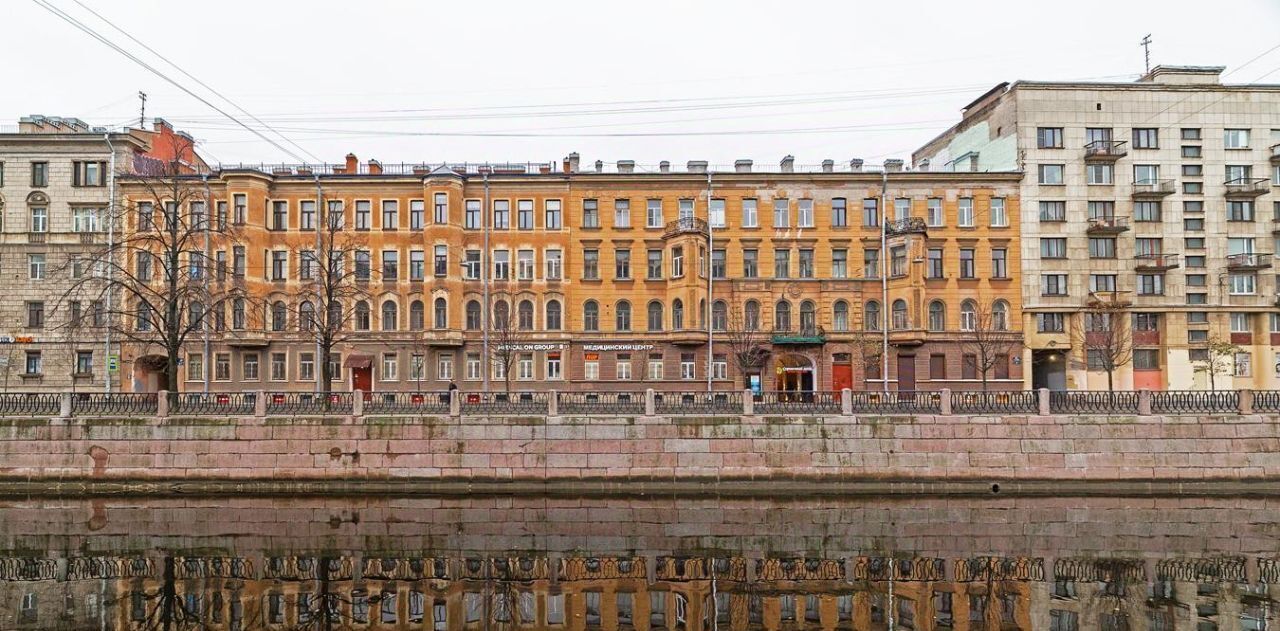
left=495, top=343, right=566, bottom=351
left=0, top=336, right=36, bottom=344
left=582, top=344, right=655, bottom=351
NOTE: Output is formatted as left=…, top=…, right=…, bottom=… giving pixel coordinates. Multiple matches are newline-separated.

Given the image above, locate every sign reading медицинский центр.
left=492, top=343, right=657, bottom=352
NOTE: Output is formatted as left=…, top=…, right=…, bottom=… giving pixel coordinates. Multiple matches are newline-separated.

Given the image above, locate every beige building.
left=915, top=66, right=1280, bottom=391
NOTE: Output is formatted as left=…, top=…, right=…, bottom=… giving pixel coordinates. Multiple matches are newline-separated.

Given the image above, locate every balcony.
left=1270, top=143, right=1280, bottom=164
left=1084, top=140, right=1128, bottom=161
left=77, top=231, right=97, bottom=244
left=771, top=325, right=826, bottom=345
left=225, top=330, right=268, bottom=348
left=26, top=231, right=46, bottom=244
left=1226, top=253, right=1272, bottom=271
left=424, top=329, right=464, bottom=347
left=1133, top=253, right=1179, bottom=271
left=884, top=217, right=928, bottom=236
left=1086, top=216, right=1130, bottom=234
left=1131, top=179, right=1175, bottom=198
left=1085, top=291, right=1132, bottom=308
left=669, top=328, right=708, bottom=345
left=663, top=217, right=708, bottom=239
left=1224, top=177, right=1270, bottom=198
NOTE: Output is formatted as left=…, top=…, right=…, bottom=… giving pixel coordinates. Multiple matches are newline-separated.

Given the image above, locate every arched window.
left=190, top=301, right=205, bottom=331
left=354, top=300, right=370, bottom=331
left=774, top=301, right=792, bottom=331
left=408, top=300, right=425, bottom=331
left=960, top=300, right=976, bottom=332
left=381, top=300, right=398, bottom=331
left=465, top=300, right=482, bottom=330
left=891, top=299, right=908, bottom=330
left=545, top=300, right=562, bottom=331
left=328, top=301, right=342, bottom=331
left=744, top=300, right=760, bottom=331
left=212, top=302, right=226, bottom=331
left=928, top=300, right=946, bottom=331
left=615, top=300, right=632, bottom=331
left=299, top=300, right=316, bottom=331
left=518, top=299, right=534, bottom=330
left=232, top=298, right=246, bottom=330
left=992, top=300, right=1010, bottom=331
left=493, top=300, right=510, bottom=330
left=800, top=300, right=816, bottom=332
left=136, top=301, right=151, bottom=331
left=712, top=300, right=728, bottom=331
left=864, top=301, right=881, bottom=331
left=583, top=300, right=599, bottom=331
left=833, top=300, right=849, bottom=332
left=434, top=297, right=448, bottom=329
left=271, top=301, right=287, bottom=332
left=647, top=300, right=664, bottom=332
left=671, top=299, right=684, bottom=330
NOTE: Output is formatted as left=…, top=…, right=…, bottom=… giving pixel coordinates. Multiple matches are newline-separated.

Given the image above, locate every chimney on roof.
left=917, top=158, right=931, bottom=172
left=734, top=159, right=753, bottom=173
left=594, top=160, right=604, bottom=172
left=153, top=118, right=173, bottom=134
left=344, top=153, right=358, bottom=173
left=659, top=161, right=670, bottom=173
left=687, top=160, right=708, bottom=173
left=849, top=159, right=864, bottom=172
left=368, top=158, right=383, bottom=175
left=780, top=155, right=794, bottom=173
left=821, top=159, right=834, bottom=173
left=617, top=160, right=635, bottom=173
left=884, top=159, right=904, bottom=172
left=566, top=152, right=580, bottom=173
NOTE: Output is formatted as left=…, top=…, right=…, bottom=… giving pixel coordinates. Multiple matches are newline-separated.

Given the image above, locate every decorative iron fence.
left=653, top=391, right=742, bottom=415
left=364, top=391, right=451, bottom=415
left=1253, top=390, right=1280, bottom=413
left=0, top=392, right=61, bottom=416
left=753, top=391, right=841, bottom=415
left=171, top=392, right=257, bottom=415
left=264, top=391, right=354, bottom=415
left=557, top=391, right=645, bottom=415
left=1150, top=390, right=1240, bottom=414
left=1049, top=391, right=1140, bottom=414
left=950, top=391, right=1039, bottom=415
left=71, top=392, right=158, bottom=416
left=848, top=390, right=943, bottom=414
left=459, top=391, right=550, bottom=415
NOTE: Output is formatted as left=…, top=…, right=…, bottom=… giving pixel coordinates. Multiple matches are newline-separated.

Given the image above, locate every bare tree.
left=487, top=295, right=531, bottom=393
left=290, top=197, right=375, bottom=396
left=1194, top=334, right=1242, bottom=390
left=721, top=304, right=770, bottom=389
left=958, top=301, right=1022, bottom=391
left=1074, top=294, right=1133, bottom=392
left=58, top=149, right=241, bottom=396
left=848, top=328, right=883, bottom=390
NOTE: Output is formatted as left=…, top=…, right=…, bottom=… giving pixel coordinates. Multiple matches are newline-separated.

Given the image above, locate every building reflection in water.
left=2, top=553, right=1277, bottom=630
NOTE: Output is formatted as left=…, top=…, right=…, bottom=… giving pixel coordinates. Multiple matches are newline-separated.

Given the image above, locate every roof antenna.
left=138, top=91, right=147, bottom=128
left=1140, top=34, right=1152, bottom=74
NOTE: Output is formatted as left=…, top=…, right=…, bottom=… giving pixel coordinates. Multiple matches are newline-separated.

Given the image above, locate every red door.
left=352, top=366, right=372, bottom=396
left=896, top=353, right=916, bottom=392
left=832, top=364, right=853, bottom=392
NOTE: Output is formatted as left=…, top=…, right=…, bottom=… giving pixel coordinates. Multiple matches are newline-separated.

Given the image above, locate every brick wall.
left=0, top=412, right=1277, bottom=483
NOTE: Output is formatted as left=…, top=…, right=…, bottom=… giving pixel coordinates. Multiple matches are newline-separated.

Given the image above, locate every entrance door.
left=352, top=366, right=372, bottom=394
left=832, top=364, right=853, bottom=392
left=896, top=353, right=916, bottom=392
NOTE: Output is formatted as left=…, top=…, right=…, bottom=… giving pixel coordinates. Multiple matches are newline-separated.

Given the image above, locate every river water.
left=0, top=496, right=1276, bottom=629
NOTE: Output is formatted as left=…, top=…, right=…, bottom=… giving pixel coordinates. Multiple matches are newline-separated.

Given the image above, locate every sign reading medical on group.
left=494, top=343, right=567, bottom=351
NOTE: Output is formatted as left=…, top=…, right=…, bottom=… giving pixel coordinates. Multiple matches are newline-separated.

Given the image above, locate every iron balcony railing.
left=1150, top=390, right=1240, bottom=414
left=950, top=391, right=1039, bottom=415
left=1226, top=253, right=1272, bottom=269
left=1132, top=179, right=1175, bottom=197
left=71, top=392, right=157, bottom=416
left=849, top=391, right=943, bottom=414
left=459, top=391, right=549, bottom=415
left=264, top=391, right=354, bottom=415
left=753, top=391, right=841, bottom=415
left=171, top=392, right=256, bottom=415
left=1084, top=139, right=1128, bottom=159
left=558, top=391, right=645, bottom=415
left=884, top=217, right=928, bottom=236
left=1086, top=216, right=1130, bottom=233
left=1049, top=391, right=1140, bottom=414
left=654, top=391, right=741, bottom=415
left=1224, top=177, right=1270, bottom=196
left=662, top=216, right=709, bottom=238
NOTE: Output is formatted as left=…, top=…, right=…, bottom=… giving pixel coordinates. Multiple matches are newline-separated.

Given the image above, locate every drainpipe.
left=202, top=174, right=211, bottom=394
left=103, top=132, right=115, bottom=393
left=880, top=169, right=890, bottom=393
left=482, top=169, right=491, bottom=393
left=314, top=176, right=323, bottom=394
left=706, top=171, right=714, bottom=393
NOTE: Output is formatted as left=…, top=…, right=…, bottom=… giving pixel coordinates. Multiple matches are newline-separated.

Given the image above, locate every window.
left=1038, top=164, right=1064, bottom=184
left=710, top=198, right=727, bottom=228
left=863, top=248, right=879, bottom=278
left=924, top=301, right=945, bottom=331
left=354, top=301, right=371, bottom=330
left=1230, top=273, right=1257, bottom=295
left=1229, top=201, right=1255, bottom=221
left=989, top=197, right=1006, bottom=227
left=353, top=200, right=371, bottom=229
left=428, top=192, right=447, bottom=224
left=1185, top=218, right=1204, bottom=231
left=862, top=199, right=878, bottom=226
left=492, top=249, right=510, bottom=280
left=680, top=354, right=696, bottom=380
left=1182, top=145, right=1202, bottom=158
left=72, top=206, right=100, bottom=232
left=992, top=248, right=1007, bottom=278
left=582, top=199, right=599, bottom=227
left=1086, top=163, right=1113, bottom=185
left=536, top=198, right=560, bottom=229
left=25, top=351, right=42, bottom=375
left=433, top=298, right=448, bottom=329
left=672, top=299, right=685, bottom=330
left=492, top=200, right=509, bottom=229
left=831, top=198, right=847, bottom=227
left=958, top=197, right=974, bottom=227
left=959, top=248, right=975, bottom=278
left=270, top=200, right=288, bottom=230
left=382, top=353, right=398, bottom=381
left=890, top=246, right=907, bottom=277
left=670, top=246, right=684, bottom=278
left=926, top=248, right=944, bottom=278
left=546, top=249, right=562, bottom=279
left=1041, top=274, right=1068, bottom=296
left=1224, top=128, right=1250, bottom=149
left=772, top=198, right=789, bottom=227
left=645, top=249, right=664, bottom=280
left=678, top=198, right=694, bottom=220
left=926, top=197, right=943, bottom=227
left=1235, top=352, right=1252, bottom=377
left=893, top=198, right=910, bottom=221
left=797, top=249, right=813, bottom=278
left=774, top=249, right=790, bottom=278
left=1040, top=238, right=1066, bottom=259
left=1181, top=164, right=1203, bottom=177
left=712, top=249, right=727, bottom=279
left=891, top=300, right=908, bottom=330
left=797, top=199, right=813, bottom=227
left=614, top=249, right=631, bottom=279
left=1089, top=237, right=1116, bottom=259
left=26, top=301, right=44, bottom=328
left=516, top=353, right=531, bottom=380
left=742, top=249, right=758, bottom=278
left=832, top=248, right=848, bottom=278
left=1037, top=127, right=1063, bottom=148
left=465, top=199, right=481, bottom=229
left=958, top=300, right=976, bottom=332
left=864, top=301, right=881, bottom=331
left=1134, top=201, right=1161, bottom=222
left=1136, top=274, right=1164, bottom=295
left=29, top=205, right=47, bottom=233
left=243, top=353, right=260, bottom=381
left=833, top=300, right=850, bottom=331
left=1182, top=128, right=1201, bottom=140
left=409, top=250, right=426, bottom=281
left=512, top=249, right=532, bottom=280
left=646, top=199, right=663, bottom=228
left=582, top=249, right=599, bottom=280
left=517, top=199, right=534, bottom=229
left=1227, top=164, right=1253, bottom=183
left=1037, top=313, right=1065, bottom=333
left=465, top=300, right=482, bottom=330
left=713, top=300, right=728, bottom=331
left=28, top=254, right=45, bottom=280
left=1090, top=274, right=1117, bottom=293
left=583, top=300, right=599, bottom=331
left=380, top=250, right=399, bottom=281
left=269, top=352, right=287, bottom=381
left=518, top=300, right=534, bottom=330
left=183, top=352, right=199, bottom=381
left=743, top=300, right=759, bottom=330
left=1134, top=164, right=1159, bottom=184
left=615, top=301, right=631, bottom=331
left=1039, top=201, right=1065, bottom=221
left=1132, top=128, right=1159, bottom=149
left=775, top=301, right=792, bottom=331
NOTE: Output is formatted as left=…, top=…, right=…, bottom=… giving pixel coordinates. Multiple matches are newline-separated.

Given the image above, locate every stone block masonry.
left=2, top=412, right=1279, bottom=491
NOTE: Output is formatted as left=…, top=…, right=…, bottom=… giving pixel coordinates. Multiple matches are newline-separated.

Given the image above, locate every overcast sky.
left=5, top=0, right=1280, bottom=170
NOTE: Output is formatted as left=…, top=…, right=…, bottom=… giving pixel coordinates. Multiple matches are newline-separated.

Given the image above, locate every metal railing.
left=264, top=391, right=354, bottom=415
left=364, top=391, right=451, bottom=415
left=558, top=391, right=645, bottom=415
left=950, top=391, right=1039, bottom=414
left=753, top=391, right=841, bottom=415
left=1226, top=253, right=1272, bottom=268
left=849, top=391, right=943, bottom=414
left=1253, top=390, right=1280, bottom=413
left=654, top=391, right=741, bottom=415
left=663, top=216, right=709, bottom=238
left=1224, top=177, right=1270, bottom=195
left=1084, top=139, right=1128, bottom=158
left=0, top=393, right=61, bottom=416
left=1132, top=179, right=1175, bottom=196
left=459, top=391, right=549, bottom=415
left=1049, top=391, right=1140, bottom=414
left=71, top=392, right=157, bottom=416
left=171, top=392, right=256, bottom=415
left=884, top=216, right=928, bottom=235
left=1151, top=390, right=1240, bottom=414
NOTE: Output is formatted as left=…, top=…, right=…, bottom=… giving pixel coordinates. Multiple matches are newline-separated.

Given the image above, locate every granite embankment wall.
left=1, top=411, right=1277, bottom=487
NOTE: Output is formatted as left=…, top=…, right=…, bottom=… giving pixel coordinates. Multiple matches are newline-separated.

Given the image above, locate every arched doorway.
left=132, top=355, right=167, bottom=393
left=774, top=353, right=815, bottom=393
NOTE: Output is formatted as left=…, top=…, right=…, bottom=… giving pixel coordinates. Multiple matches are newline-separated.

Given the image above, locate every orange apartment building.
left=116, top=154, right=1023, bottom=394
